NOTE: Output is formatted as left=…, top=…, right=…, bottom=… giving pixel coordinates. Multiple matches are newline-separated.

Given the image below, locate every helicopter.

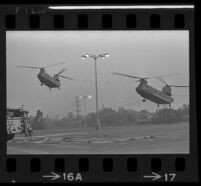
left=112, top=72, right=189, bottom=107
left=16, top=62, right=74, bottom=90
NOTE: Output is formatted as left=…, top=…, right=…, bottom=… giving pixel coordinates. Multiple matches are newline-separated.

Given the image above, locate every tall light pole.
left=79, top=95, right=92, bottom=129
left=81, top=53, right=109, bottom=130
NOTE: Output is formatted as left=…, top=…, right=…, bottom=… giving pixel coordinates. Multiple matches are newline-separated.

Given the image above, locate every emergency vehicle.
left=7, top=108, right=33, bottom=141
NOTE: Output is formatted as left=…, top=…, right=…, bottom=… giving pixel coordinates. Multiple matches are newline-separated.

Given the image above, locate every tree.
left=117, top=107, right=138, bottom=125
left=86, top=112, right=96, bottom=128
left=138, top=109, right=150, bottom=120
left=152, top=108, right=181, bottom=123
left=99, top=108, right=117, bottom=126
left=31, top=110, right=46, bottom=130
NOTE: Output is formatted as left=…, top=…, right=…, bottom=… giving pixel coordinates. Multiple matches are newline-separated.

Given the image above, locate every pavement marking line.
left=25, top=141, right=92, bottom=149
left=14, top=132, right=88, bottom=140
left=151, top=130, right=188, bottom=136
left=7, top=146, right=49, bottom=154
left=52, top=143, right=91, bottom=149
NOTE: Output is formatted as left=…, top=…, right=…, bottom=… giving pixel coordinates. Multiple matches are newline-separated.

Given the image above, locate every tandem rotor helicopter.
left=16, top=62, right=74, bottom=90
left=112, top=72, right=189, bottom=107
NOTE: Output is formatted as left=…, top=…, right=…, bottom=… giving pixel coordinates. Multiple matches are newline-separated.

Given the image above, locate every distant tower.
left=75, top=96, right=81, bottom=124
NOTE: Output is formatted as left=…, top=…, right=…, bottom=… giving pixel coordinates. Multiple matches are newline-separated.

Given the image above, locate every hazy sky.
left=6, top=31, right=189, bottom=117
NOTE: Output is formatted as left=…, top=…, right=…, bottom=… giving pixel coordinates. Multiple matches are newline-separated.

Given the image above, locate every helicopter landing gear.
left=157, top=104, right=160, bottom=107
left=41, top=83, right=43, bottom=86
left=142, top=99, right=146, bottom=102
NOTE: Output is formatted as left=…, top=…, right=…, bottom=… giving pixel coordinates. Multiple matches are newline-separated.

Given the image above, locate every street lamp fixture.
left=81, top=54, right=90, bottom=59
left=81, top=53, right=109, bottom=130
left=99, top=53, right=110, bottom=59
left=79, top=95, right=92, bottom=100
left=81, top=53, right=109, bottom=60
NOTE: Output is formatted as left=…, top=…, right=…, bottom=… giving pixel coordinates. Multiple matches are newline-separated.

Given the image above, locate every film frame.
left=0, top=3, right=198, bottom=183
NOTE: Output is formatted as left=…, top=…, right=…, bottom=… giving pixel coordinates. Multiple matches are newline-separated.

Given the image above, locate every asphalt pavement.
left=7, top=122, right=189, bottom=154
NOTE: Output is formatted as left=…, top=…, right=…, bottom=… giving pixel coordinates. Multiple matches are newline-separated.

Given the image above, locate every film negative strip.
left=0, top=3, right=198, bottom=183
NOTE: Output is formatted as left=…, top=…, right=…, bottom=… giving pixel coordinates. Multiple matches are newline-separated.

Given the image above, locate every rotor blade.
left=157, top=77, right=168, bottom=85
left=58, top=75, right=74, bottom=80
left=16, top=66, right=41, bottom=69
left=169, top=85, right=189, bottom=88
left=144, top=73, right=179, bottom=79
left=112, top=72, right=142, bottom=79
left=56, top=68, right=67, bottom=75
left=43, top=62, right=65, bottom=69
left=113, top=72, right=179, bottom=80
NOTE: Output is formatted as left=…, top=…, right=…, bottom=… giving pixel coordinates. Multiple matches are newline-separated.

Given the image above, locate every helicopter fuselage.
left=112, top=72, right=187, bottom=106
left=136, top=83, right=174, bottom=105
left=37, top=71, right=60, bottom=89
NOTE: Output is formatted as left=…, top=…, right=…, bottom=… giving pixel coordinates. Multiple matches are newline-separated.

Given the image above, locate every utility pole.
left=75, top=96, right=81, bottom=124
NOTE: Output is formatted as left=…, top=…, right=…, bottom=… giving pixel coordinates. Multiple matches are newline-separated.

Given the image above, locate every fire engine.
left=7, top=108, right=33, bottom=141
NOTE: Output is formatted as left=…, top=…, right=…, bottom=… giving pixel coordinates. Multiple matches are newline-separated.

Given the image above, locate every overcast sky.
left=6, top=31, right=189, bottom=117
